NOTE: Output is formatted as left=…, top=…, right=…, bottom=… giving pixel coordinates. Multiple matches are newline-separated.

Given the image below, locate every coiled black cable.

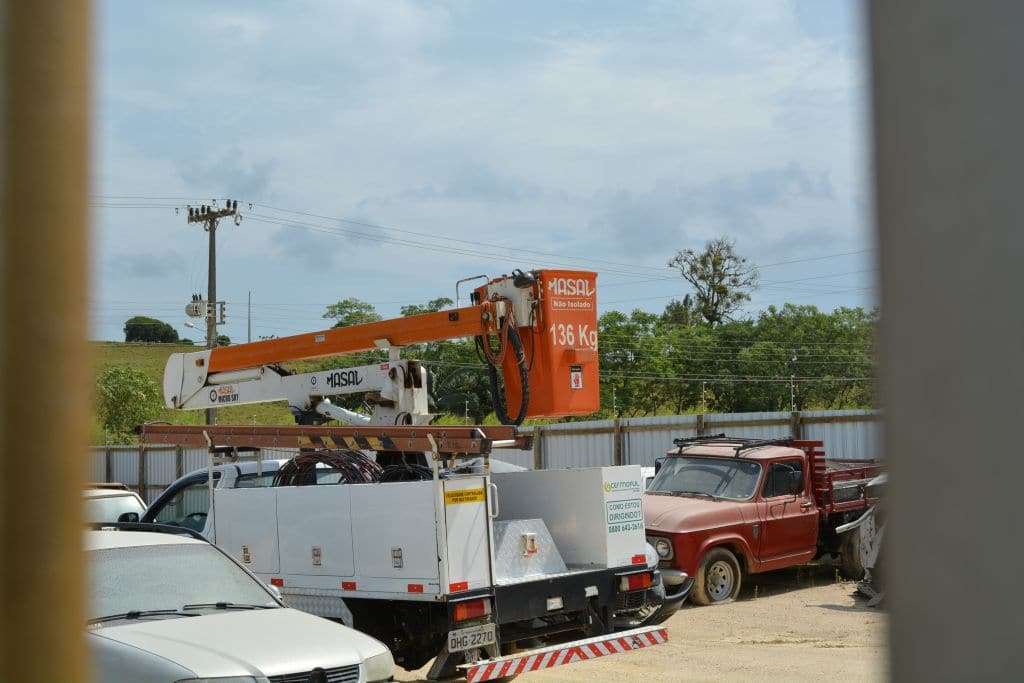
left=273, top=449, right=383, bottom=487
left=379, top=462, right=436, bottom=482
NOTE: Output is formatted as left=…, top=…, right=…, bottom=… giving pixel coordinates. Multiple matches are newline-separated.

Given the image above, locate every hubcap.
left=706, top=560, right=735, bottom=600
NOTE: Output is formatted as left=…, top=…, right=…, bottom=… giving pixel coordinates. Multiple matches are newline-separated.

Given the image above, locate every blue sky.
left=92, top=0, right=872, bottom=342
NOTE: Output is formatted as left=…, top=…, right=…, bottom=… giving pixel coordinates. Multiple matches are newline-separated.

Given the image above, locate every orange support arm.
left=208, top=303, right=494, bottom=373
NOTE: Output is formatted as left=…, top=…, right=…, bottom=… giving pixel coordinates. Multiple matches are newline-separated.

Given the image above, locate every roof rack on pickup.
left=671, top=434, right=794, bottom=456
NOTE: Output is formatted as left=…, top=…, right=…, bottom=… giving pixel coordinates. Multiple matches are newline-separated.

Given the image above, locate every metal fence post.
left=532, top=426, right=544, bottom=470
left=612, top=418, right=624, bottom=466
left=175, top=445, right=184, bottom=479
left=138, top=445, right=147, bottom=501
left=696, top=413, right=706, bottom=436
left=790, top=411, right=803, bottom=440
left=105, top=446, right=113, bottom=483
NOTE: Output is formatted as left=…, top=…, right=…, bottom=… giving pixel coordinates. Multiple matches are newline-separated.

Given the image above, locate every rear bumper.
left=615, top=569, right=689, bottom=628
left=492, top=565, right=647, bottom=628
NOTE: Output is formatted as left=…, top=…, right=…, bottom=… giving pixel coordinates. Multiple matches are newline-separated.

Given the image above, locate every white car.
left=87, top=527, right=394, bottom=682
left=84, top=484, right=147, bottom=524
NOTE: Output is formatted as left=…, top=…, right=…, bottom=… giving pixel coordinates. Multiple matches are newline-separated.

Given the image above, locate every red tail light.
left=270, top=577, right=284, bottom=587
left=453, top=598, right=491, bottom=623
left=621, top=572, right=653, bottom=592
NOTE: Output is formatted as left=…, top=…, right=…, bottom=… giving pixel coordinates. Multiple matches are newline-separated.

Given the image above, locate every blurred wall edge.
left=1, top=2, right=92, bottom=682
left=870, top=2, right=1024, bottom=680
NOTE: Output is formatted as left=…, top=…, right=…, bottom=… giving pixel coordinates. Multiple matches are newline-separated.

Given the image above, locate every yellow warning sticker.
left=444, top=488, right=486, bottom=505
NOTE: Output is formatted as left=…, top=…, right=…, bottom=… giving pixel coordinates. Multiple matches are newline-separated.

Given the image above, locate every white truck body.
left=213, top=465, right=647, bottom=602
left=144, top=455, right=672, bottom=678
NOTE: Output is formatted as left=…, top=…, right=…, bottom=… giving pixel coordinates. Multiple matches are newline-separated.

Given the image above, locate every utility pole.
left=247, top=290, right=252, bottom=343
left=187, top=200, right=240, bottom=424
left=790, top=349, right=798, bottom=412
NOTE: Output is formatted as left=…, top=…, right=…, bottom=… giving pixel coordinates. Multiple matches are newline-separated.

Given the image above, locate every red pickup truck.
left=644, top=435, right=882, bottom=606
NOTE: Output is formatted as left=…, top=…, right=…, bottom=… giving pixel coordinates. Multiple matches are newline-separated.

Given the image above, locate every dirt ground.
left=396, top=563, right=887, bottom=682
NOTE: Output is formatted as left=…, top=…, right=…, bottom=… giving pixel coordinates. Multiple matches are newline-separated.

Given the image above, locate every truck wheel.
left=691, top=548, right=742, bottom=606
left=839, top=523, right=868, bottom=580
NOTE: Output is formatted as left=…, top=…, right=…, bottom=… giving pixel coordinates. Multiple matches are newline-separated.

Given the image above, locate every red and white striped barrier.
left=463, top=626, right=669, bottom=682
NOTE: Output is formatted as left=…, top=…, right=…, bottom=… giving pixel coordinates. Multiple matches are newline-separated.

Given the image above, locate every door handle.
left=488, top=483, right=500, bottom=519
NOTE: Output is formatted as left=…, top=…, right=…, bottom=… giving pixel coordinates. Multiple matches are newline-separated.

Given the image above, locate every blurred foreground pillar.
left=1, top=2, right=92, bottom=682
left=871, top=1, right=1024, bottom=679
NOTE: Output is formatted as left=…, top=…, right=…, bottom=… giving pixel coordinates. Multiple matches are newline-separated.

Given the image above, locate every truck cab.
left=645, top=436, right=880, bottom=606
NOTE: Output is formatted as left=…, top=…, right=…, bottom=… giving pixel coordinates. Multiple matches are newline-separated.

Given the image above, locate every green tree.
left=400, top=297, right=454, bottom=317
left=124, top=315, right=178, bottom=343
left=95, top=366, right=163, bottom=442
left=323, top=298, right=382, bottom=328
left=598, top=309, right=666, bottom=416
left=216, top=334, right=231, bottom=346
left=662, top=294, right=698, bottom=327
left=667, top=237, right=758, bottom=325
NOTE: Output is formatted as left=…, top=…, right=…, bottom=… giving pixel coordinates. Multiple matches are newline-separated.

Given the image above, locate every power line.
left=91, top=195, right=876, bottom=284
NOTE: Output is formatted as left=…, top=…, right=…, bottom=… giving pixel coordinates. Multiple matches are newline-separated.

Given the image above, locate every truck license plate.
left=447, top=623, right=496, bottom=653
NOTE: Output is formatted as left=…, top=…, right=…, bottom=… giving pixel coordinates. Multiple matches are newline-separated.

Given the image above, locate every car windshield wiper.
left=88, top=609, right=199, bottom=625
left=675, top=490, right=719, bottom=500
left=181, top=602, right=276, bottom=611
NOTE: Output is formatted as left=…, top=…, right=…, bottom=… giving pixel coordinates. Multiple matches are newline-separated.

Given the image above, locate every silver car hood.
left=91, top=607, right=386, bottom=678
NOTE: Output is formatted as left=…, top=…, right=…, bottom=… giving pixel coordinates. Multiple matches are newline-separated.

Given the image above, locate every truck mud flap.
left=460, top=625, right=668, bottom=682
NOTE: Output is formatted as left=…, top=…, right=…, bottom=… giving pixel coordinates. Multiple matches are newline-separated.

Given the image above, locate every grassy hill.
left=92, top=342, right=294, bottom=441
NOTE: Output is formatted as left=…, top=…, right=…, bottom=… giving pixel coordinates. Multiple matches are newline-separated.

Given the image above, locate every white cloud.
left=92, top=0, right=872, bottom=340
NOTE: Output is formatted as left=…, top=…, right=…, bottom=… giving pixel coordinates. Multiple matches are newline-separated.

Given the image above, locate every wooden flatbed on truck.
left=644, top=436, right=882, bottom=606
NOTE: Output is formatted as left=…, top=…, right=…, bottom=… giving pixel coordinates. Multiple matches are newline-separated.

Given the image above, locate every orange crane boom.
left=165, top=269, right=600, bottom=425
left=208, top=303, right=493, bottom=373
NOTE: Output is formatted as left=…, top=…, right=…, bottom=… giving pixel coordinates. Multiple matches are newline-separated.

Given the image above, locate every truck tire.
left=839, top=525, right=867, bottom=580
left=691, top=548, right=742, bottom=606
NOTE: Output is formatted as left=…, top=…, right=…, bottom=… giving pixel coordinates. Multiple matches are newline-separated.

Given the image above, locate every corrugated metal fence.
left=527, top=408, right=881, bottom=470
left=87, top=446, right=299, bottom=504
left=91, top=409, right=880, bottom=499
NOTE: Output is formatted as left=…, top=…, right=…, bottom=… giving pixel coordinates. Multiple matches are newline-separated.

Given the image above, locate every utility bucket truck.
left=143, top=269, right=674, bottom=681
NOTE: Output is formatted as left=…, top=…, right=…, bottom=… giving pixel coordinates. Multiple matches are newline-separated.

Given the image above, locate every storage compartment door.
left=214, top=488, right=280, bottom=574
left=350, top=481, right=439, bottom=583
left=276, top=485, right=355, bottom=577
left=443, top=476, right=492, bottom=592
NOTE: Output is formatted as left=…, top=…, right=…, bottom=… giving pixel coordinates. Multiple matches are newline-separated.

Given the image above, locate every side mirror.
left=118, top=512, right=140, bottom=523
left=654, top=457, right=665, bottom=474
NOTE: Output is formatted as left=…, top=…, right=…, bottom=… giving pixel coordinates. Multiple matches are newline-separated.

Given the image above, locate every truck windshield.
left=648, top=456, right=762, bottom=501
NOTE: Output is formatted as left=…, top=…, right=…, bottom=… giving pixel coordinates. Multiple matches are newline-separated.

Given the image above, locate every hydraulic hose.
left=482, top=324, right=530, bottom=426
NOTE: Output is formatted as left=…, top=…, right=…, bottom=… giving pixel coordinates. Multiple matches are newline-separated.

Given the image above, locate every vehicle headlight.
left=176, top=677, right=264, bottom=683
left=365, top=649, right=395, bottom=683
left=649, top=536, right=673, bottom=560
